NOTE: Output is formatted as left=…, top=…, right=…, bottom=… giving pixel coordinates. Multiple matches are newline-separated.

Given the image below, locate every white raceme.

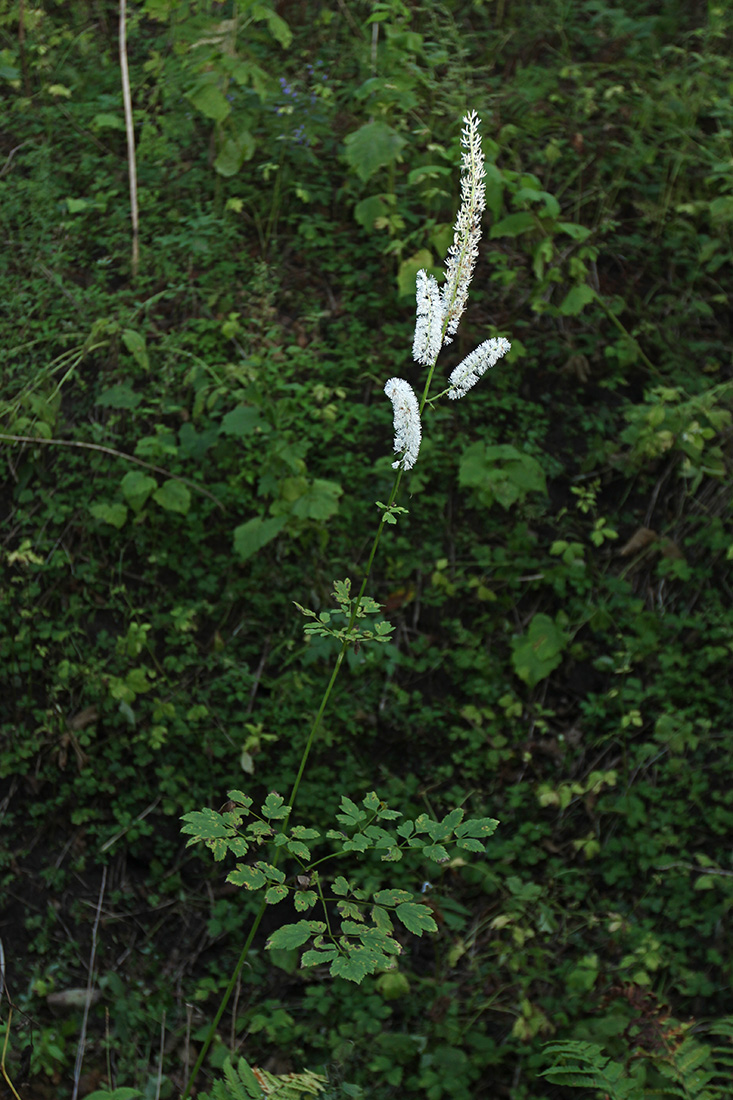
left=441, top=110, right=486, bottom=344
left=412, top=269, right=443, bottom=365
left=448, top=337, right=511, bottom=400
left=384, top=378, right=421, bottom=470
left=384, top=111, right=511, bottom=469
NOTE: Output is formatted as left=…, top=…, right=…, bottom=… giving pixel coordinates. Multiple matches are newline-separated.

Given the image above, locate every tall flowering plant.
left=180, top=112, right=508, bottom=1098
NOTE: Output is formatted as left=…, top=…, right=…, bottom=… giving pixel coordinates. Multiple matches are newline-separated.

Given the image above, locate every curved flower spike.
left=448, top=337, right=511, bottom=400
left=441, top=110, right=487, bottom=344
left=413, top=270, right=443, bottom=366
left=384, top=378, right=421, bottom=470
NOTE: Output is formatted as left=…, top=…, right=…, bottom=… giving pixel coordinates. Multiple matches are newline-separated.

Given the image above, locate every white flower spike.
left=412, top=269, right=443, bottom=366
left=448, top=337, right=511, bottom=400
left=441, top=110, right=486, bottom=344
left=384, top=378, right=421, bottom=470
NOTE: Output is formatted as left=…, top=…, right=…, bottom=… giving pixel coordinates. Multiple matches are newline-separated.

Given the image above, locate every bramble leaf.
left=266, top=920, right=324, bottom=951
left=301, top=947, right=338, bottom=967
left=373, top=889, right=414, bottom=906
left=261, top=792, right=289, bottom=819
left=330, top=950, right=379, bottom=983
left=227, top=791, right=253, bottom=811
left=456, top=816, right=500, bottom=839
left=265, top=885, right=289, bottom=904
left=228, top=864, right=266, bottom=889
left=294, top=890, right=318, bottom=912
left=422, top=843, right=450, bottom=863
left=337, top=796, right=367, bottom=826
left=395, top=902, right=438, bottom=936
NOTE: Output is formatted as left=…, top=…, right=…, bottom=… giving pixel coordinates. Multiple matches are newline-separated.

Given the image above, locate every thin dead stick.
left=0, top=433, right=224, bottom=510
left=72, top=866, right=107, bottom=1100
left=155, top=1009, right=165, bottom=1100
left=119, top=0, right=139, bottom=277
left=0, top=939, right=21, bottom=1100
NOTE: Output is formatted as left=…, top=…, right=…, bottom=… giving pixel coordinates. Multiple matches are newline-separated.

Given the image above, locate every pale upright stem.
left=119, top=0, right=139, bottom=278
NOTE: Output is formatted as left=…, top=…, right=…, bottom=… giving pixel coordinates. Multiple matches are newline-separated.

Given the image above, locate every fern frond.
left=202, top=1057, right=327, bottom=1100
left=540, top=1040, right=639, bottom=1100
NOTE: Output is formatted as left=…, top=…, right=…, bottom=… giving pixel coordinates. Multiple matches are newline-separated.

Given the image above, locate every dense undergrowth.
left=1, top=1, right=733, bottom=1098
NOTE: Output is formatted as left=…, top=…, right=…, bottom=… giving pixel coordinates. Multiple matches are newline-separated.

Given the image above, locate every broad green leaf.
left=227, top=864, right=266, bottom=890
left=511, top=613, right=567, bottom=687
left=179, top=422, right=218, bottom=460
left=558, top=284, right=595, bottom=315
left=489, top=212, right=536, bottom=238
left=513, top=186, right=560, bottom=217
left=397, top=249, right=435, bottom=298
left=558, top=221, right=591, bottom=241
left=120, top=471, right=156, bottom=512
left=375, top=970, right=411, bottom=999
left=291, top=826, right=320, bottom=840
left=395, top=902, right=438, bottom=936
left=332, top=876, right=350, bottom=896
left=251, top=2, right=292, bottom=47
left=90, top=502, right=128, bottom=529
left=353, top=194, right=391, bottom=231
left=187, top=82, right=231, bottom=123
left=220, top=405, right=267, bottom=437
left=266, top=920, right=323, bottom=951
left=343, top=121, right=407, bottom=183
left=125, top=667, right=152, bottom=694
left=93, top=112, right=127, bottom=131
left=96, top=382, right=142, bottom=409
left=121, top=328, right=149, bottom=371
left=233, top=516, right=286, bottom=562
left=288, top=478, right=342, bottom=521
left=153, top=479, right=190, bottom=515
left=214, top=128, right=255, bottom=177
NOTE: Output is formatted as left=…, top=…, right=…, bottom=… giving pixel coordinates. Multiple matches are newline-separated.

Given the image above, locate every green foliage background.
left=1, top=0, right=732, bottom=1097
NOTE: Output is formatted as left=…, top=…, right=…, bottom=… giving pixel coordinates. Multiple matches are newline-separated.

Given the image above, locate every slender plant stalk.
left=119, top=0, right=139, bottom=278
left=181, top=111, right=510, bottom=1100
left=181, top=471, right=404, bottom=1099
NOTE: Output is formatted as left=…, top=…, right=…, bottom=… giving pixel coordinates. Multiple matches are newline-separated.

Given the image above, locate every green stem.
left=593, top=291, right=661, bottom=377
left=182, top=347, right=444, bottom=1095
left=180, top=895, right=268, bottom=1100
